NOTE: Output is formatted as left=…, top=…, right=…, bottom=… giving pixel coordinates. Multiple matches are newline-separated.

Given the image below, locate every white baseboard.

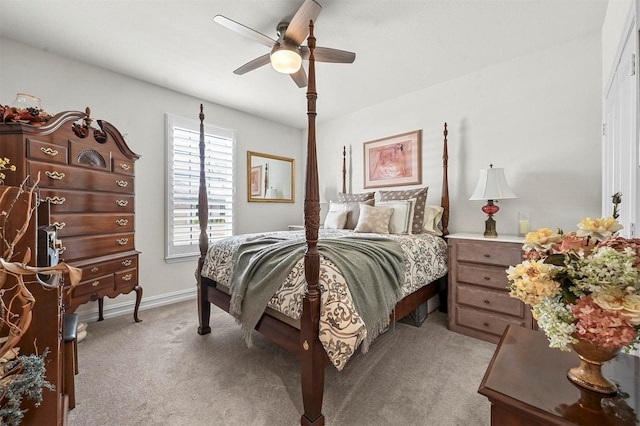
left=76, top=287, right=197, bottom=324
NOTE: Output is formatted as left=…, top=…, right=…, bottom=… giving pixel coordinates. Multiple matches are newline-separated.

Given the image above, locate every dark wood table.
left=478, top=325, right=639, bottom=425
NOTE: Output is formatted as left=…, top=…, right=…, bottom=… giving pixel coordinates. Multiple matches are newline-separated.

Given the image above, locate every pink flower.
left=551, top=232, right=594, bottom=255
left=571, top=296, right=637, bottom=348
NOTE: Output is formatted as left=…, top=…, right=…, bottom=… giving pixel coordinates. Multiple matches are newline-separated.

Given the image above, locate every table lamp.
left=469, top=165, right=517, bottom=238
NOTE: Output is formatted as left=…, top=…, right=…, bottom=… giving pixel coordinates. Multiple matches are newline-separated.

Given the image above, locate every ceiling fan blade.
left=234, top=54, right=271, bottom=75
left=284, top=0, right=322, bottom=46
left=301, top=46, right=356, bottom=63
left=290, top=67, right=308, bottom=88
left=214, top=15, right=276, bottom=48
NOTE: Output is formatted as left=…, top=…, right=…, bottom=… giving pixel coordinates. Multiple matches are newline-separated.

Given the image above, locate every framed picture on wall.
left=250, top=165, right=262, bottom=196
left=363, top=130, right=422, bottom=188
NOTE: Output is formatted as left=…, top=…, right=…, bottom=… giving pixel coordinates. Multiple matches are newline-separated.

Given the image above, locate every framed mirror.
left=247, top=151, right=295, bottom=203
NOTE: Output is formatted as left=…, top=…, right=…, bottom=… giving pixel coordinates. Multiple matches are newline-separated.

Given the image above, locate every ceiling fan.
left=213, top=0, right=356, bottom=88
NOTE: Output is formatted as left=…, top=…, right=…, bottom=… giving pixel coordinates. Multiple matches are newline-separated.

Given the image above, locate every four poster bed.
left=196, top=23, right=450, bottom=425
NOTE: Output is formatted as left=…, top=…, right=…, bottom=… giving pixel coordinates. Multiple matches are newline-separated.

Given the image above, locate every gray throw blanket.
left=229, top=235, right=405, bottom=352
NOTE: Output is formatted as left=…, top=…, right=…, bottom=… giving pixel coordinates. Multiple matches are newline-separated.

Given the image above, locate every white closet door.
left=603, top=14, right=637, bottom=237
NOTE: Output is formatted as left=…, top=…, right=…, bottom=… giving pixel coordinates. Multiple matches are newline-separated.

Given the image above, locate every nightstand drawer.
left=456, top=305, right=528, bottom=338
left=457, top=284, right=525, bottom=317
left=457, top=263, right=510, bottom=290
left=456, top=240, right=521, bottom=266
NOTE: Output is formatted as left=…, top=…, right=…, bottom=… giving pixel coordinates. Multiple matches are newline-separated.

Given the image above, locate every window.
left=165, top=113, right=235, bottom=261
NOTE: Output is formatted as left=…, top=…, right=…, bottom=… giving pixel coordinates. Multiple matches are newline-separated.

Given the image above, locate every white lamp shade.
left=265, top=187, right=278, bottom=198
left=270, top=44, right=302, bottom=74
left=469, top=167, right=517, bottom=200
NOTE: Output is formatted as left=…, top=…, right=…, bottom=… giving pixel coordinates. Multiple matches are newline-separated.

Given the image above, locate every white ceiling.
left=0, top=0, right=608, bottom=129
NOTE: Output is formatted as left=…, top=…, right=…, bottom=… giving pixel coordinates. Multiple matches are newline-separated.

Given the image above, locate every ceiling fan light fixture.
left=270, top=44, right=302, bottom=74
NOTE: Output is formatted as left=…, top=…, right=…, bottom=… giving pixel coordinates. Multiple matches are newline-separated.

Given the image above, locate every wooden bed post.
left=197, top=104, right=212, bottom=335
left=440, top=123, right=449, bottom=236
left=299, top=21, right=325, bottom=426
left=342, top=146, right=346, bottom=194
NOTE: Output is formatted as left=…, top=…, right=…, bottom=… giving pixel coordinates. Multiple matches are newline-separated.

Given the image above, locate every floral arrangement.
left=506, top=216, right=640, bottom=352
left=0, top=105, right=51, bottom=126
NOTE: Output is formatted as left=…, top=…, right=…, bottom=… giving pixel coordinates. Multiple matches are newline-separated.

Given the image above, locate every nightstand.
left=447, top=233, right=534, bottom=343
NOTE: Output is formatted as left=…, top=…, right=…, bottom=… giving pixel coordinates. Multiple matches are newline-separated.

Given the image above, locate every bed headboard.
left=339, top=124, right=450, bottom=236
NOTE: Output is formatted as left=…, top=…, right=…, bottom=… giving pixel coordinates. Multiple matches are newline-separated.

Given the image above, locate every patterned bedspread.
left=201, top=229, right=448, bottom=370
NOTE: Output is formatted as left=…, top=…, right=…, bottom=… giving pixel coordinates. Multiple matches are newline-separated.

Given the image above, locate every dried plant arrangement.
left=0, top=176, right=81, bottom=424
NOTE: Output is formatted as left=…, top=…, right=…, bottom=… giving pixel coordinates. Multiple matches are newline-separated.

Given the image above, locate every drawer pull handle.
left=51, top=221, right=66, bottom=230
left=483, top=254, right=491, bottom=258
left=40, top=147, right=59, bottom=156
left=45, top=170, right=65, bottom=180
left=483, top=322, right=490, bottom=327
left=46, top=196, right=66, bottom=205
left=116, top=238, right=129, bottom=246
left=484, top=276, right=491, bottom=280
left=91, top=281, right=100, bottom=287
left=122, top=259, right=133, bottom=267
left=116, top=219, right=128, bottom=226
left=483, top=299, right=491, bottom=304
left=121, top=274, right=133, bottom=282
left=116, top=200, right=128, bottom=207
left=91, top=267, right=99, bottom=273
left=116, top=180, right=128, bottom=188
left=120, top=163, right=131, bottom=171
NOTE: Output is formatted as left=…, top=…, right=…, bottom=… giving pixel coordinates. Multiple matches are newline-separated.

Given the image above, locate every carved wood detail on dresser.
left=0, top=108, right=142, bottom=322
left=447, top=233, right=534, bottom=343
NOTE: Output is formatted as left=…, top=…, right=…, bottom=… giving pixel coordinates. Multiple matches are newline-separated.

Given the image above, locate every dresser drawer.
left=28, top=160, right=135, bottom=194
left=40, top=189, right=134, bottom=213
left=456, top=263, right=511, bottom=290
left=115, top=268, right=138, bottom=290
left=60, top=232, right=135, bottom=261
left=456, top=283, right=526, bottom=317
left=72, top=274, right=114, bottom=298
left=73, top=253, right=138, bottom=281
left=112, top=156, right=135, bottom=176
left=455, top=239, right=521, bottom=266
left=456, top=305, right=529, bottom=339
left=51, top=213, right=134, bottom=237
left=27, top=138, right=68, bottom=164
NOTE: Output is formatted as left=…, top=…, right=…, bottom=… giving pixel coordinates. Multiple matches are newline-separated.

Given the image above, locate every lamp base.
left=484, top=215, right=498, bottom=238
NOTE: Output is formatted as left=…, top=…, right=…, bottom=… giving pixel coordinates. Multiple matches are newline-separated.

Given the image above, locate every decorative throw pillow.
left=324, top=201, right=348, bottom=229
left=343, top=198, right=375, bottom=230
left=337, top=192, right=375, bottom=203
left=423, top=205, right=445, bottom=236
left=354, top=204, right=394, bottom=234
left=377, top=199, right=415, bottom=234
left=379, top=187, right=428, bottom=234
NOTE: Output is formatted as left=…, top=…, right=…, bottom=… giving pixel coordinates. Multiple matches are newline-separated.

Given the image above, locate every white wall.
left=317, top=33, right=603, bottom=236
left=0, top=37, right=303, bottom=319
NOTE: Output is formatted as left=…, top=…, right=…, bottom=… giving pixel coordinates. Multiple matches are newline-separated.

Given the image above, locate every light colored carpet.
left=67, top=300, right=496, bottom=425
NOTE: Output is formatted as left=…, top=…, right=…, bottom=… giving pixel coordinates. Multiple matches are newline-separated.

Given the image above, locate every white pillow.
left=423, top=205, right=444, bottom=236
left=354, top=204, right=394, bottom=234
left=377, top=199, right=414, bottom=234
left=324, top=210, right=348, bottom=229
left=324, top=201, right=348, bottom=229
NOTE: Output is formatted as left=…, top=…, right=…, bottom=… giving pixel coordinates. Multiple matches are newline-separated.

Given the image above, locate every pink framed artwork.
left=363, top=130, right=422, bottom=188
left=250, top=165, right=262, bottom=196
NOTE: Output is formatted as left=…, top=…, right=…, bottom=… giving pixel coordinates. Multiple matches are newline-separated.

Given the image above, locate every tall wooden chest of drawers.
left=0, top=109, right=142, bottom=321
left=447, top=233, right=534, bottom=343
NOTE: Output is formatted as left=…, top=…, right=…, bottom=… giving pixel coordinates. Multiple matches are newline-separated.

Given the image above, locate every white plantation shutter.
left=165, top=114, right=235, bottom=260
